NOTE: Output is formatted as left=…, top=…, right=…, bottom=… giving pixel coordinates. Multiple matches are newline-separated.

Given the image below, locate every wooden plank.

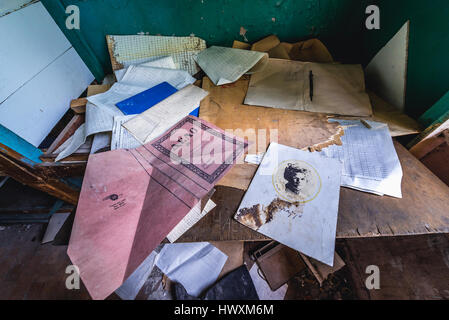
left=0, top=143, right=79, bottom=205
left=70, top=98, right=88, bottom=114
left=87, top=84, right=111, bottom=96
left=42, top=114, right=85, bottom=156
left=40, top=153, right=88, bottom=163
left=420, top=141, right=449, bottom=186
left=408, top=90, right=449, bottom=155
left=409, top=130, right=447, bottom=159
left=342, top=234, right=449, bottom=299
left=199, top=76, right=344, bottom=190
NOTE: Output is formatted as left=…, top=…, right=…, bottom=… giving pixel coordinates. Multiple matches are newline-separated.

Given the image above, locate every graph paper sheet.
left=107, top=35, right=206, bottom=75
left=194, top=46, right=268, bottom=85
left=319, top=119, right=403, bottom=198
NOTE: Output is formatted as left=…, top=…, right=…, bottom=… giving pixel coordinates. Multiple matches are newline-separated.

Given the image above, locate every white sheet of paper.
left=245, top=153, right=266, bottom=165
left=120, top=65, right=195, bottom=89
left=195, top=46, right=268, bottom=85
left=90, top=132, right=111, bottom=154
left=235, top=142, right=342, bottom=266
left=123, top=84, right=208, bottom=144
left=111, top=115, right=142, bottom=150
left=318, top=119, right=403, bottom=198
left=156, top=242, right=228, bottom=297
left=167, top=200, right=217, bottom=243
left=41, top=212, right=71, bottom=244
left=114, top=56, right=177, bottom=81
left=115, top=251, right=158, bottom=300
left=249, top=264, right=287, bottom=300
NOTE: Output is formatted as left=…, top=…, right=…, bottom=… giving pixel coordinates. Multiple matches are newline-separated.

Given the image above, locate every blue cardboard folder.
left=115, top=82, right=200, bottom=117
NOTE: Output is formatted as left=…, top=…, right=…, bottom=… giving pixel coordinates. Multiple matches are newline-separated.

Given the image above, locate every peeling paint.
left=239, top=26, right=248, bottom=42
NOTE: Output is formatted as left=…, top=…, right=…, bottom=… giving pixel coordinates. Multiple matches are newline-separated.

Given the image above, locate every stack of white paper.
left=56, top=56, right=196, bottom=161
left=318, top=119, right=403, bottom=198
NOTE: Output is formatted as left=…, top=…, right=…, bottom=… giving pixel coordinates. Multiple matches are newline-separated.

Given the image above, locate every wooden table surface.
left=178, top=78, right=449, bottom=241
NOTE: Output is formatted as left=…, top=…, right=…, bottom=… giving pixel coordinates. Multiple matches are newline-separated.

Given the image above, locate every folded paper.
left=194, top=46, right=268, bottom=85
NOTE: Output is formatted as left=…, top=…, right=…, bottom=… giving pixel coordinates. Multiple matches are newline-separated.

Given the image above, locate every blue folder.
left=115, top=81, right=199, bottom=117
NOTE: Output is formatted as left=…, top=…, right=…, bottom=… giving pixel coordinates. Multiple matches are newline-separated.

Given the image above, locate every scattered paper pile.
left=58, top=32, right=405, bottom=301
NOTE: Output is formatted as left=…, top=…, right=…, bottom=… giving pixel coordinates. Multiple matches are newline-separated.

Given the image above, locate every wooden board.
left=179, top=138, right=449, bottom=241
left=200, top=76, right=344, bottom=190
left=342, top=234, right=449, bottom=299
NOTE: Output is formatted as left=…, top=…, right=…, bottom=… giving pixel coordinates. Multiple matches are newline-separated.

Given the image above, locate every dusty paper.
left=115, top=250, right=158, bottom=300
left=156, top=243, right=228, bottom=297
left=111, top=115, right=141, bottom=150
left=167, top=199, right=217, bottom=243
left=123, top=85, right=208, bottom=144
left=120, top=65, right=195, bottom=89
left=318, top=119, right=403, bottom=198
left=107, top=35, right=206, bottom=75
left=114, top=56, right=177, bottom=81
left=194, top=46, right=268, bottom=85
left=244, top=59, right=372, bottom=117
left=234, top=142, right=342, bottom=266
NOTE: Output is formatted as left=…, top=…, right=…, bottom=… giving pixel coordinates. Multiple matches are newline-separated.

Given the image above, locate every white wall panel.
left=0, top=48, right=94, bottom=146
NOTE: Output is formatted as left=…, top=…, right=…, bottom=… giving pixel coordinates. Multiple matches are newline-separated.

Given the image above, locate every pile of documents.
left=59, top=33, right=406, bottom=300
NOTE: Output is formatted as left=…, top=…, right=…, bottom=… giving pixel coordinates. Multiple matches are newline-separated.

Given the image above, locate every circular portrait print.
left=272, top=160, right=321, bottom=203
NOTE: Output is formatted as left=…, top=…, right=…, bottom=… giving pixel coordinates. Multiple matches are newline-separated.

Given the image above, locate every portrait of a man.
left=283, top=163, right=310, bottom=195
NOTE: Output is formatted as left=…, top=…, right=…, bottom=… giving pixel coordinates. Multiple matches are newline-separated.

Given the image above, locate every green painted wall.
left=361, top=0, right=449, bottom=120
left=42, top=0, right=449, bottom=123
left=42, top=0, right=366, bottom=80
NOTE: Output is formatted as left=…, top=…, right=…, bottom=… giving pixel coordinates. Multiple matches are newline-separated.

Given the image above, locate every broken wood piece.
left=300, top=252, right=345, bottom=286
left=251, top=35, right=280, bottom=52
left=41, top=114, right=85, bottom=158
left=232, top=40, right=251, bottom=50
left=70, top=98, right=88, bottom=114
left=87, top=84, right=112, bottom=96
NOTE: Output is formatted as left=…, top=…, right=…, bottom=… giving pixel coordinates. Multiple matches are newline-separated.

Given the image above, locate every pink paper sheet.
left=68, top=116, right=247, bottom=299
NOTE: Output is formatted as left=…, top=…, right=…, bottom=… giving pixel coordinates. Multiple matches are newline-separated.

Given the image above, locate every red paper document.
left=68, top=116, right=248, bottom=300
